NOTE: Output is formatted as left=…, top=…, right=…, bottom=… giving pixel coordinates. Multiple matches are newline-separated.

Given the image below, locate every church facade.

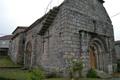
left=9, top=0, right=115, bottom=75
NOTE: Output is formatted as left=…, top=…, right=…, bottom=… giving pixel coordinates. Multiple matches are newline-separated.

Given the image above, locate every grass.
left=0, top=69, right=109, bottom=80
left=45, top=78, right=108, bottom=80
left=0, top=69, right=30, bottom=80
left=0, top=69, right=119, bottom=80
left=0, top=56, right=21, bottom=67
left=0, top=56, right=119, bottom=80
left=0, top=56, right=27, bottom=80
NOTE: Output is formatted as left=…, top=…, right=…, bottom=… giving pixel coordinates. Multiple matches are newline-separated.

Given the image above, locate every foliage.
left=26, top=67, right=45, bottom=80
left=72, top=59, right=83, bottom=72
left=64, top=52, right=83, bottom=79
left=87, top=69, right=98, bottom=78
left=69, top=59, right=83, bottom=80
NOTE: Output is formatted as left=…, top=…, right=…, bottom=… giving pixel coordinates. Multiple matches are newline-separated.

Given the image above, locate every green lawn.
left=0, top=56, right=21, bottom=67
left=0, top=69, right=108, bottom=80
left=46, top=78, right=107, bottom=80
left=0, top=69, right=118, bottom=80
left=0, top=56, right=26, bottom=80
left=0, top=56, right=119, bottom=80
left=0, top=69, right=30, bottom=80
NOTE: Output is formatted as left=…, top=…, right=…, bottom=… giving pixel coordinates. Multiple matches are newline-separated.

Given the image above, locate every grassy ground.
left=46, top=78, right=106, bottom=80
left=0, top=56, right=119, bottom=80
left=0, top=69, right=29, bottom=80
left=0, top=56, right=21, bottom=67
left=0, top=69, right=106, bottom=80
left=0, top=69, right=119, bottom=80
left=0, top=56, right=27, bottom=80
left=0, top=69, right=109, bottom=80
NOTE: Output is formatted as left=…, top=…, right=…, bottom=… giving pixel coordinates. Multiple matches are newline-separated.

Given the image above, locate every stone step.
left=96, top=70, right=112, bottom=79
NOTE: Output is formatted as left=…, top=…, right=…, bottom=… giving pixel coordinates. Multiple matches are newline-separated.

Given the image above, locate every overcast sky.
left=0, top=0, right=120, bottom=41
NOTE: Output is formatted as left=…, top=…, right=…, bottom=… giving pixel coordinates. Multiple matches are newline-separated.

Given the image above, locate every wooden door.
left=89, top=47, right=97, bottom=69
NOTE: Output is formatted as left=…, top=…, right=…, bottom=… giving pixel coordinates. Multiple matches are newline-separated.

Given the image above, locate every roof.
left=25, top=2, right=64, bottom=33
left=11, top=32, right=24, bottom=40
left=39, top=7, right=60, bottom=35
left=25, top=16, right=46, bottom=32
left=11, top=26, right=28, bottom=40
left=25, top=0, right=104, bottom=34
left=12, top=26, right=27, bottom=34
left=0, top=35, right=12, bottom=40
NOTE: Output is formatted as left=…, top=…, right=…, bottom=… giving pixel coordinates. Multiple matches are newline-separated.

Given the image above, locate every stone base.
left=96, top=70, right=112, bottom=79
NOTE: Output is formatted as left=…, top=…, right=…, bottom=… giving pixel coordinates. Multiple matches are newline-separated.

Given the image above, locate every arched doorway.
left=89, top=38, right=106, bottom=70
left=25, top=41, right=32, bottom=69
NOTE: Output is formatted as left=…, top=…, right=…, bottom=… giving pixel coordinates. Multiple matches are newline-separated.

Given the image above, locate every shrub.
left=64, top=52, right=83, bottom=79
left=70, top=59, right=83, bottom=77
left=26, top=67, right=45, bottom=80
left=87, top=69, right=98, bottom=78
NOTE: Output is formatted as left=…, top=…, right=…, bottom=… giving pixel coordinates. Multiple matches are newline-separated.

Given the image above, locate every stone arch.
left=89, top=37, right=106, bottom=70
left=25, top=41, right=32, bottom=69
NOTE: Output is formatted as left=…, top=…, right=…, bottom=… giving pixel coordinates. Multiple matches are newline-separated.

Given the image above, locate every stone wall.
left=24, top=20, right=44, bottom=68
left=24, top=0, right=115, bottom=75
left=54, top=0, right=115, bottom=74
left=9, top=33, right=25, bottom=64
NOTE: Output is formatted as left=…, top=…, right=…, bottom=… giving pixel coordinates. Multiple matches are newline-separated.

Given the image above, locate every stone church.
left=9, top=0, right=115, bottom=75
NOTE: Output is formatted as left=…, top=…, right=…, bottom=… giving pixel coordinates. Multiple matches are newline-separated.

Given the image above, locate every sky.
left=0, top=0, right=120, bottom=41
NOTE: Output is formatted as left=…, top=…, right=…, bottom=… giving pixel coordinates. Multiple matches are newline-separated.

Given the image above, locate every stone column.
left=31, top=34, right=37, bottom=68
left=108, top=38, right=114, bottom=73
left=24, top=42, right=28, bottom=69
left=95, top=49, right=99, bottom=70
left=102, top=50, right=105, bottom=71
left=101, top=50, right=104, bottom=71
left=97, top=53, right=100, bottom=70
left=99, top=50, right=102, bottom=70
left=79, top=31, right=90, bottom=76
